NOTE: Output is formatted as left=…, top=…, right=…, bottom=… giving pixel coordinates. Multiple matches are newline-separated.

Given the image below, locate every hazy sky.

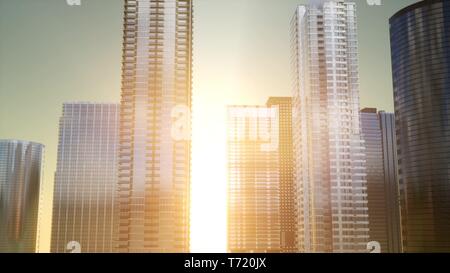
left=0, top=0, right=417, bottom=252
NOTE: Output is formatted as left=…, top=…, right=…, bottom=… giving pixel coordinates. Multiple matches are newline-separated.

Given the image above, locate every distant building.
left=227, top=104, right=281, bottom=253
left=390, top=0, right=450, bottom=252
left=360, top=108, right=402, bottom=253
left=51, top=103, right=119, bottom=253
left=0, top=140, right=44, bottom=253
left=266, top=97, right=297, bottom=252
left=227, top=97, right=297, bottom=253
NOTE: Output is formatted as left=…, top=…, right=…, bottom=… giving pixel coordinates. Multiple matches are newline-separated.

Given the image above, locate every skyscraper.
left=0, top=140, right=44, bottom=253
left=390, top=0, right=450, bottom=252
left=360, top=108, right=402, bottom=253
left=227, top=98, right=297, bottom=253
left=266, top=97, right=297, bottom=253
left=291, top=0, right=369, bottom=253
left=51, top=103, right=119, bottom=253
left=117, top=0, right=193, bottom=252
left=227, top=105, right=281, bottom=253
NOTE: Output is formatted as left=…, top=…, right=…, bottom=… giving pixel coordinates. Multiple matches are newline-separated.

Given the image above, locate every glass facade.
left=227, top=105, right=281, bottom=253
left=51, top=103, right=119, bottom=253
left=390, top=0, right=450, bottom=252
left=379, top=112, right=403, bottom=253
left=361, top=109, right=402, bottom=253
left=227, top=98, right=297, bottom=253
left=291, top=0, right=369, bottom=253
left=117, top=0, right=192, bottom=252
left=266, top=97, right=297, bottom=253
left=0, top=140, right=44, bottom=253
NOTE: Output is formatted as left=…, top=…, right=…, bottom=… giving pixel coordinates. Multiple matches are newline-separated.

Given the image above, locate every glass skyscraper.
left=116, top=0, right=193, bottom=252
left=51, top=103, right=119, bottom=253
left=266, top=97, right=297, bottom=253
left=291, top=0, right=369, bottom=253
left=360, top=108, right=402, bottom=253
left=390, top=0, right=450, bottom=252
left=0, top=140, right=44, bottom=253
left=227, top=105, right=281, bottom=253
left=227, top=98, right=297, bottom=253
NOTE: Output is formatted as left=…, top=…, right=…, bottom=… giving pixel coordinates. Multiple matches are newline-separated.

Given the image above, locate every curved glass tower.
left=390, top=0, right=450, bottom=252
left=0, top=140, right=44, bottom=253
left=117, top=0, right=193, bottom=252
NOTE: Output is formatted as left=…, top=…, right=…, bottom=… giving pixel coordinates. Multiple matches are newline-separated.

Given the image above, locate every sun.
left=191, top=98, right=228, bottom=253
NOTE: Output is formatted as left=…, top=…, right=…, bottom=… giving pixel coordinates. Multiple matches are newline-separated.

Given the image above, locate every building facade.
left=0, top=140, right=44, bottom=253
left=227, top=98, right=297, bottom=253
left=227, top=105, right=281, bottom=253
left=51, top=103, right=119, bottom=253
left=116, top=0, right=193, bottom=252
left=266, top=97, right=297, bottom=252
left=390, top=0, right=450, bottom=252
left=360, top=109, right=402, bottom=253
left=291, top=0, right=369, bottom=252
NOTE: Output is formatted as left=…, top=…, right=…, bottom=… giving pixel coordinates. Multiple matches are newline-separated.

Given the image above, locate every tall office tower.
left=0, top=140, right=44, bottom=253
left=266, top=97, right=297, bottom=253
left=291, top=0, right=369, bottom=253
left=227, top=98, right=296, bottom=253
left=390, top=0, right=450, bottom=252
left=360, top=108, right=402, bottom=253
left=51, top=103, right=119, bottom=253
left=227, top=105, right=281, bottom=253
left=117, top=0, right=193, bottom=252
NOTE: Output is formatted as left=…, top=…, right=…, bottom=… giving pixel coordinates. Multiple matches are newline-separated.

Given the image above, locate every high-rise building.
left=116, top=0, right=193, bottom=252
left=227, top=105, right=281, bottom=253
left=291, top=0, right=369, bottom=253
left=51, top=103, right=119, bottom=253
left=227, top=98, right=297, bottom=253
left=390, top=0, right=450, bottom=252
left=0, top=140, right=44, bottom=253
left=266, top=97, right=297, bottom=253
left=360, top=108, right=402, bottom=253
